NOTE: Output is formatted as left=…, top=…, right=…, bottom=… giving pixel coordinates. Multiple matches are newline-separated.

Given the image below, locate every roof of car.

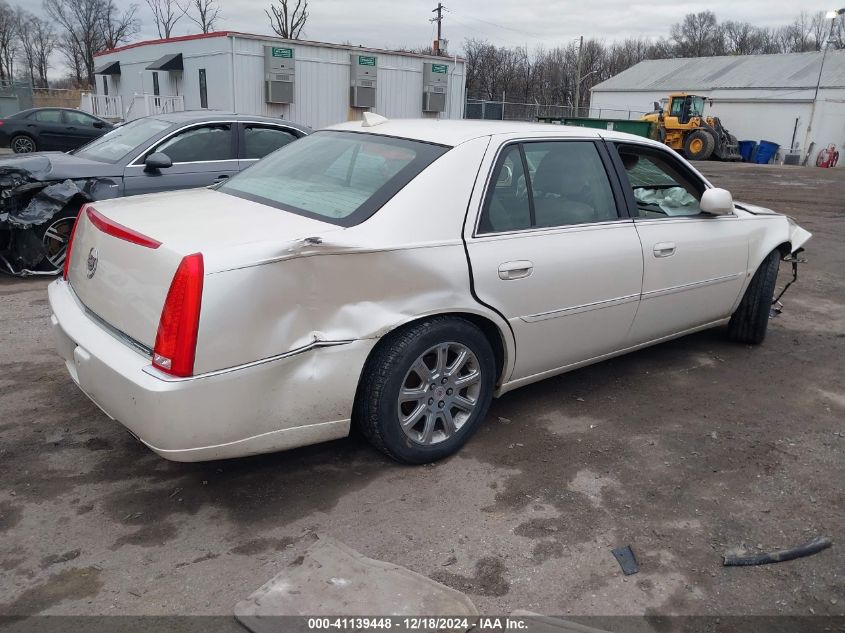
left=325, top=118, right=660, bottom=148
left=12, top=107, right=108, bottom=119
left=152, top=110, right=311, bottom=132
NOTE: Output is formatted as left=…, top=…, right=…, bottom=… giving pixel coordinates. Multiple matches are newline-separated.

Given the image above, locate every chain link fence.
left=464, top=99, right=648, bottom=122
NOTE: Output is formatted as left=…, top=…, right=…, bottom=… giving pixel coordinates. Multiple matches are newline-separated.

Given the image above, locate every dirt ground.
left=0, top=162, right=843, bottom=622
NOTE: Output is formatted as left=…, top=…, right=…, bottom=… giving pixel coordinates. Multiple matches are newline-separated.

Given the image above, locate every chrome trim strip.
left=642, top=272, right=744, bottom=300
left=473, top=218, right=634, bottom=240
left=141, top=339, right=355, bottom=383
left=521, top=293, right=640, bottom=323
left=128, top=120, right=302, bottom=166
left=68, top=283, right=152, bottom=358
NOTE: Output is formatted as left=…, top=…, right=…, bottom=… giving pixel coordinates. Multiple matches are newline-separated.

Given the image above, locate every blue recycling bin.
left=738, top=140, right=756, bottom=162
left=754, top=140, right=780, bottom=164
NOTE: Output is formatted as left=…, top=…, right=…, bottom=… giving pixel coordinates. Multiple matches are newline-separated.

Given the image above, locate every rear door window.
left=478, top=140, right=619, bottom=234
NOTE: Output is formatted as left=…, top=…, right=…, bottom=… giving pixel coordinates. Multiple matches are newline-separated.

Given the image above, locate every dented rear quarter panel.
left=192, top=135, right=516, bottom=382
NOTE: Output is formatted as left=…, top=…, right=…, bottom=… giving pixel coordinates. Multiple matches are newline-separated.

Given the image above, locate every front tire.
left=355, top=317, right=496, bottom=464
left=11, top=134, right=36, bottom=153
left=33, top=205, right=81, bottom=272
left=684, top=130, right=714, bottom=160
left=728, top=250, right=780, bottom=344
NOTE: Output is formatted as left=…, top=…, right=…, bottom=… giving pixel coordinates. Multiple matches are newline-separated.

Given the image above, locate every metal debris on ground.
left=723, top=535, right=832, bottom=566
left=611, top=545, right=639, bottom=575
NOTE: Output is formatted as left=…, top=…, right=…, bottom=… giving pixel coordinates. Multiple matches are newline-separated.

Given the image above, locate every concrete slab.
left=235, top=536, right=477, bottom=632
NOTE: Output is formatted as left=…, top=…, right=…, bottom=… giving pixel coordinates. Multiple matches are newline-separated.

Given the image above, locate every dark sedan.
left=0, top=108, right=114, bottom=153
left=0, top=111, right=311, bottom=275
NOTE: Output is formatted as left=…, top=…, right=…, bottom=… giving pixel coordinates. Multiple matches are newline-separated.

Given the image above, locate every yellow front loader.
left=642, top=93, right=740, bottom=161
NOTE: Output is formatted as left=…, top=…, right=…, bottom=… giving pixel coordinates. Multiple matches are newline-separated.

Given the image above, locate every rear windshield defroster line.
left=218, top=130, right=450, bottom=227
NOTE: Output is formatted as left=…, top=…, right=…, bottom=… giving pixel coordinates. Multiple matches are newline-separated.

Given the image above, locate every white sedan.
left=49, top=116, right=811, bottom=464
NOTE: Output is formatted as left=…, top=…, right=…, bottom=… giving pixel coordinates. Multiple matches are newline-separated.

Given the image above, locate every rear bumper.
left=48, top=279, right=374, bottom=461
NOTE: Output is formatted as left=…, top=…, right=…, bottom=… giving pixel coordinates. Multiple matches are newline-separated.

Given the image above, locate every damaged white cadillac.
left=49, top=115, right=811, bottom=464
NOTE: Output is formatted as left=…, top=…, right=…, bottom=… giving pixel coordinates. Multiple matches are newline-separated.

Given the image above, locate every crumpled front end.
left=0, top=163, right=119, bottom=276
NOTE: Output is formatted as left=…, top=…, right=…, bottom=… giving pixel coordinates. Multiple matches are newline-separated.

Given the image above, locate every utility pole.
left=803, top=9, right=844, bottom=164
left=574, top=35, right=584, bottom=118
left=431, top=3, right=444, bottom=55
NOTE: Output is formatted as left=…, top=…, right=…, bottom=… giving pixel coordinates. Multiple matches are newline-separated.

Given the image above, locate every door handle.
left=498, top=260, right=533, bottom=280
left=653, top=242, right=676, bottom=258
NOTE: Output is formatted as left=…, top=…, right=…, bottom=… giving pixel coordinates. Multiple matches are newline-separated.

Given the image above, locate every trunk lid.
left=67, top=188, right=342, bottom=350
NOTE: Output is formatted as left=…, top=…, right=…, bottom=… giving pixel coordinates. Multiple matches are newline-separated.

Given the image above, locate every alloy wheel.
left=12, top=136, right=35, bottom=153
left=41, top=215, right=76, bottom=270
left=397, top=342, right=482, bottom=445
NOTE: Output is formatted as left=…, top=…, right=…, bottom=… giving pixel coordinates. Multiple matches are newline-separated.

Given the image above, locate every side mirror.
left=144, top=152, right=172, bottom=171
left=700, top=188, right=734, bottom=215
left=93, top=121, right=105, bottom=129
left=653, top=101, right=661, bottom=111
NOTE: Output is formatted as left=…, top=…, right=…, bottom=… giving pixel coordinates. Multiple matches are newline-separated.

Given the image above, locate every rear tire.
left=11, top=134, right=36, bottom=153
left=728, top=250, right=780, bottom=345
left=684, top=130, right=714, bottom=161
left=354, top=317, right=496, bottom=464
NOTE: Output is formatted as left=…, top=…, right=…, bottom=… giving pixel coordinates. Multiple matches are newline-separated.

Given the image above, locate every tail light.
left=87, top=206, right=161, bottom=249
left=152, top=253, right=204, bottom=377
left=62, top=204, right=86, bottom=280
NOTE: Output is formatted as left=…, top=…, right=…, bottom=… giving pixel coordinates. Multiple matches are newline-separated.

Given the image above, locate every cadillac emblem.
left=86, top=247, right=98, bottom=279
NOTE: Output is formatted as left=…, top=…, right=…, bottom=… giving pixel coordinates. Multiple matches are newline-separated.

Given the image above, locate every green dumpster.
left=537, top=116, right=655, bottom=139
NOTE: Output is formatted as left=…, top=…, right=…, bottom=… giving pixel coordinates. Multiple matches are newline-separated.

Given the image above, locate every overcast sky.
left=9, top=0, right=835, bottom=74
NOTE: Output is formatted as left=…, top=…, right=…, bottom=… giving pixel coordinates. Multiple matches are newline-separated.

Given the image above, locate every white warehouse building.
left=86, top=31, right=467, bottom=128
left=589, top=51, right=845, bottom=166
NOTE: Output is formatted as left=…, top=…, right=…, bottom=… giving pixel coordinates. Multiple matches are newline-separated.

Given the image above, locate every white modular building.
left=87, top=31, right=467, bottom=128
left=589, top=51, right=845, bottom=166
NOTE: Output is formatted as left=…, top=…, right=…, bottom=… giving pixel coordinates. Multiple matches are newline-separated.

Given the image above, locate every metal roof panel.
left=592, top=51, right=845, bottom=92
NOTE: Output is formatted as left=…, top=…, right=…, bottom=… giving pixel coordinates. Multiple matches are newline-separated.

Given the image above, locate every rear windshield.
left=73, top=117, right=172, bottom=163
left=219, top=130, right=449, bottom=226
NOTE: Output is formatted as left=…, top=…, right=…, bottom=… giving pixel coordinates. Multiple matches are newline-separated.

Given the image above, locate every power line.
left=444, top=8, right=545, bottom=39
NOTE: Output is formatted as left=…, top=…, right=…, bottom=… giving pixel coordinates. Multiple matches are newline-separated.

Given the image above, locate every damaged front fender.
left=0, top=165, right=121, bottom=275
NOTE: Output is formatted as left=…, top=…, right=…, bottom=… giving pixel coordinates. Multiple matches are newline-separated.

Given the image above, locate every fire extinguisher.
left=816, top=144, right=840, bottom=168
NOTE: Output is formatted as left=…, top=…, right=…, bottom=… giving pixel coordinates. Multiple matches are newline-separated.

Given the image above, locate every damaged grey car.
left=0, top=111, right=310, bottom=275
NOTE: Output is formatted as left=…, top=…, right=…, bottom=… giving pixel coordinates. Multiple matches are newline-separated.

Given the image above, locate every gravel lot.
left=0, top=162, right=843, bottom=620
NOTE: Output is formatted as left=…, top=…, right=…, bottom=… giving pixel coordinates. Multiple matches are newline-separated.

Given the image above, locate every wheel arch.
left=731, top=235, right=792, bottom=315
left=362, top=309, right=514, bottom=389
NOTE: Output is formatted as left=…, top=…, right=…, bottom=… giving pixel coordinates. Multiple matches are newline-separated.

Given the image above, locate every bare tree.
left=671, top=11, right=722, bottom=57
left=101, top=0, right=139, bottom=49
left=32, top=16, right=55, bottom=86
left=44, top=0, right=139, bottom=86
left=15, top=8, right=36, bottom=85
left=58, top=32, right=84, bottom=84
left=265, top=0, right=307, bottom=39
left=177, top=0, right=220, bottom=33
left=0, top=0, right=18, bottom=80
left=463, top=7, right=845, bottom=121
left=146, top=0, right=186, bottom=38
